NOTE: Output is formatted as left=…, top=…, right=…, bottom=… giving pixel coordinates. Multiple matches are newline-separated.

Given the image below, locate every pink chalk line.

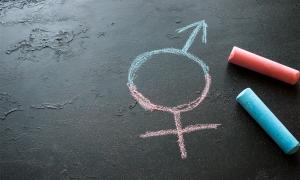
left=128, top=74, right=211, bottom=113
left=140, top=124, right=221, bottom=138
left=128, top=74, right=221, bottom=159
left=140, top=113, right=220, bottom=159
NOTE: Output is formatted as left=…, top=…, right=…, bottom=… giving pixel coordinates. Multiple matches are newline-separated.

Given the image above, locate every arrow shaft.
left=182, top=26, right=201, bottom=52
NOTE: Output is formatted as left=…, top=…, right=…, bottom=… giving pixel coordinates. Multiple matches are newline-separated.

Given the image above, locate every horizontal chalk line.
left=140, top=123, right=221, bottom=138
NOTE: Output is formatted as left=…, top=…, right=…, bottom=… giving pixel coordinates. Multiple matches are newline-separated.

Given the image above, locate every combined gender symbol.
left=127, top=20, right=221, bottom=159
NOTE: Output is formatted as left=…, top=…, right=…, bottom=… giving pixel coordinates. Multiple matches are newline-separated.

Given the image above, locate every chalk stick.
left=236, top=88, right=299, bottom=154
left=228, top=46, right=300, bottom=85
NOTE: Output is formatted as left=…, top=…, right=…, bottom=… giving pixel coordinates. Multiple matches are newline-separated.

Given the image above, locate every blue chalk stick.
left=236, top=88, right=299, bottom=154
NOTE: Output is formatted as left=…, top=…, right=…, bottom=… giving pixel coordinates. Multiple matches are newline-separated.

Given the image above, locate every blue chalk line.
left=128, top=20, right=209, bottom=85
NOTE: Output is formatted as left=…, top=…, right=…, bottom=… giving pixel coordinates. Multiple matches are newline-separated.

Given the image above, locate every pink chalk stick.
left=228, top=46, right=300, bottom=85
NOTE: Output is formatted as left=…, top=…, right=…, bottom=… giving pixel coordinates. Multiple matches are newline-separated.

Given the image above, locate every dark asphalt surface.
left=0, top=0, right=300, bottom=179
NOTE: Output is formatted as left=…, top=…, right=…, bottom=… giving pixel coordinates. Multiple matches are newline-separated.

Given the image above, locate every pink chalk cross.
left=140, top=112, right=220, bottom=159
left=128, top=75, right=221, bottom=159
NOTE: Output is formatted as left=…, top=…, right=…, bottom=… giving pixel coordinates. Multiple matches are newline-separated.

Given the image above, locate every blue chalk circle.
left=236, top=88, right=299, bottom=154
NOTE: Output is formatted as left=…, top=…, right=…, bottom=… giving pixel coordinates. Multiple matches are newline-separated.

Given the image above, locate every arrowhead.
left=175, top=20, right=207, bottom=52
left=176, top=20, right=206, bottom=33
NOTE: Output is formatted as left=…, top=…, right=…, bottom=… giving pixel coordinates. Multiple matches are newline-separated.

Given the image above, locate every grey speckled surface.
left=0, top=0, right=300, bottom=179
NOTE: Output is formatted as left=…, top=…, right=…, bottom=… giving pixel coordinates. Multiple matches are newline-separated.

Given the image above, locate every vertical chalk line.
left=174, top=112, right=187, bottom=159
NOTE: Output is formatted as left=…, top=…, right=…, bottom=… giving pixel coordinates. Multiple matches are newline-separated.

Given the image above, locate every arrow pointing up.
left=176, top=20, right=207, bottom=52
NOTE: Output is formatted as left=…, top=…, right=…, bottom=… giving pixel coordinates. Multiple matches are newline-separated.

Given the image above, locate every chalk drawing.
left=127, top=20, right=221, bottom=159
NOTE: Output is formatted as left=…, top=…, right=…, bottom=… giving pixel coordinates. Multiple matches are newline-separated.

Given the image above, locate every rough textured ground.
left=0, top=0, right=300, bottom=179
